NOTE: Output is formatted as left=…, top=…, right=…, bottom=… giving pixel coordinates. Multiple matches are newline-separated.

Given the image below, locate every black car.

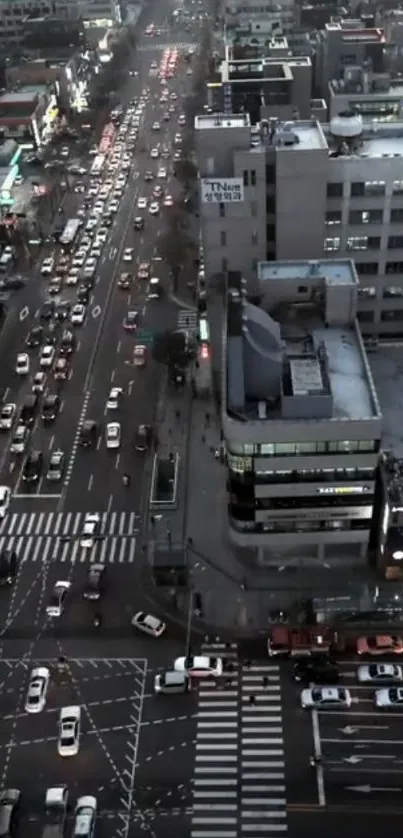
left=83, top=564, right=106, bottom=600
left=79, top=419, right=97, bottom=448
left=133, top=217, right=144, bottom=230
left=77, top=284, right=91, bottom=304
left=135, top=424, right=151, bottom=452
left=20, top=394, right=39, bottom=427
left=22, top=450, right=43, bottom=483
left=40, top=300, right=55, bottom=321
left=144, top=171, right=154, bottom=182
left=42, top=394, right=60, bottom=423
left=59, top=330, right=76, bottom=356
left=103, top=214, right=113, bottom=227
left=292, top=654, right=339, bottom=685
left=0, top=276, right=25, bottom=291
left=26, top=325, right=43, bottom=348
left=0, top=550, right=18, bottom=585
left=55, top=301, right=70, bottom=321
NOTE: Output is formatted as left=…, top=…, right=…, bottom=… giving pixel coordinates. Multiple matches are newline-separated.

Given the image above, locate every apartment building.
left=223, top=261, right=382, bottom=567
left=0, top=0, right=121, bottom=49
left=195, top=112, right=403, bottom=337
left=225, top=0, right=296, bottom=36
left=314, top=21, right=386, bottom=98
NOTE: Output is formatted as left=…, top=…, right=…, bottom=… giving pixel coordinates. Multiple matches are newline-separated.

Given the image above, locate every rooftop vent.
left=330, top=110, right=363, bottom=139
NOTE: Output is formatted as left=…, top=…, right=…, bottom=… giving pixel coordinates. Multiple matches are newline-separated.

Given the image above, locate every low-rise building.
left=223, top=260, right=381, bottom=568
left=6, top=48, right=91, bottom=115
left=328, top=68, right=403, bottom=122
left=0, top=89, right=54, bottom=146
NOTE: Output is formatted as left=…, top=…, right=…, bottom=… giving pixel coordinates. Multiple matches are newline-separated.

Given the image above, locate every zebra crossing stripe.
left=0, top=511, right=139, bottom=537
left=0, top=533, right=137, bottom=564
left=177, top=309, right=198, bottom=332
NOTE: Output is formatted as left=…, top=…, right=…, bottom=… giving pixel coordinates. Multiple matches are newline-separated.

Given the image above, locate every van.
left=154, top=671, right=189, bottom=695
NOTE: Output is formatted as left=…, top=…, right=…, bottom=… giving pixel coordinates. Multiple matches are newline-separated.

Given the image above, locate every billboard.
left=201, top=178, right=244, bottom=204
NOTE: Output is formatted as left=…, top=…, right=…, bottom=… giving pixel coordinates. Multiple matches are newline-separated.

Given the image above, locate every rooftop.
left=250, top=119, right=328, bottom=152
left=225, top=260, right=379, bottom=424
left=195, top=113, right=250, bottom=130
left=324, top=120, right=403, bottom=159
left=369, top=347, right=403, bottom=458
left=0, top=92, right=37, bottom=104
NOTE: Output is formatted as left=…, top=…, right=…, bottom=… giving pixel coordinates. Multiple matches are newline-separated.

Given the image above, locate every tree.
left=152, top=330, right=189, bottom=368
left=174, top=157, right=198, bottom=186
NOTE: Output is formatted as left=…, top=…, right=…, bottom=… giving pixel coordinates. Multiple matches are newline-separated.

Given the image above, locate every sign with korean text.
left=201, top=178, right=244, bottom=204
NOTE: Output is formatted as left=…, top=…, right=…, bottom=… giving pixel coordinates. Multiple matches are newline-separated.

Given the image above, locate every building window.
left=326, top=182, right=343, bottom=197
left=357, top=310, right=375, bottom=323
left=388, top=236, right=403, bottom=249
left=250, top=201, right=258, bottom=217
left=390, top=208, right=403, bottom=223
left=347, top=236, right=380, bottom=251
left=251, top=169, right=256, bottom=186
left=326, top=211, right=342, bottom=225
left=266, top=195, right=275, bottom=213
left=219, top=202, right=225, bottom=218
left=266, top=164, right=275, bottom=184
left=251, top=230, right=258, bottom=245
left=349, top=209, right=383, bottom=224
left=243, top=170, right=249, bottom=187
left=324, top=237, right=340, bottom=252
left=351, top=182, right=365, bottom=197
left=220, top=231, right=226, bottom=246
left=266, top=223, right=275, bottom=241
left=222, top=257, right=228, bottom=272
left=356, top=262, right=378, bottom=275
left=358, top=286, right=376, bottom=298
left=365, top=181, right=386, bottom=196
left=393, top=180, right=403, bottom=194
left=383, top=286, right=403, bottom=298
left=386, top=261, right=403, bottom=274
left=381, top=309, right=403, bottom=322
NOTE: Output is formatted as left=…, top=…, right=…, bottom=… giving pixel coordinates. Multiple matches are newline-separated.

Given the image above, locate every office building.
left=196, top=112, right=403, bottom=337
left=225, top=0, right=296, bottom=36
left=223, top=261, right=381, bottom=567
left=328, top=67, right=403, bottom=122
left=0, top=0, right=121, bottom=50
left=314, top=21, right=386, bottom=98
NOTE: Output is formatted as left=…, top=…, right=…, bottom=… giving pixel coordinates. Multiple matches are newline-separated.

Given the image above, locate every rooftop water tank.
left=330, top=110, right=363, bottom=139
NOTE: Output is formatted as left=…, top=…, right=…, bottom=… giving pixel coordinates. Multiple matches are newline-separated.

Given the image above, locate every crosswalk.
left=177, top=308, right=198, bottom=334
left=0, top=512, right=138, bottom=564
left=192, top=643, right=287, bottom=838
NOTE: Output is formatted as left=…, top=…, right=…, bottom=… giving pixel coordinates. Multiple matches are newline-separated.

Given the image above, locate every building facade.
left=223, top=261, right=382, bottom=567
left=0, top=0, right=121, bottom=49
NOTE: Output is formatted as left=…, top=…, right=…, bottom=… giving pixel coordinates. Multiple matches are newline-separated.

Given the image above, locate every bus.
left=60, top=219, right=81, bottom=249
left=90, top=154, right=105, bottom=176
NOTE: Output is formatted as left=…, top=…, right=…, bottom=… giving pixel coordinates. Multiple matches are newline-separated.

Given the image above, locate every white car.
left=357, top=663, right=403, bottom=684
left=0, top=486, right=11, bottom=518
left=137, top=197, right=147, bottom=209
left=79, top=238, right=92, bottom=252
left=300, top=686, right=352, bottom=710
left=10, top=425, right=28, bottom=455
left=40, top=345, right=55, bottom=369
left=96, top=228, right=108, bottom=244
left=152, top=121, right=161, bottom=131
left=46, top=580, right=71, bottom=617
left=150, top=147, right=159, bottom=158
left=58, top=706, right=81, bottom=757
left=134, top=345, right=147, bottom=366
left=375, top=687, right=403, bottom=708
left=174, top=655, right=223, bottom=678
left=83, top=259, right=96, bottom=278
left=90, top=246, right=102, bottom=260
left=32, top=371, right=46, bottom=393
left=163, top=194, right=174, bottom=207
left=131, top=611, right=166, bottom=637
left=109, top=200, right=119, bottom=213
left=80, top=512, right=101, bottom=548
left=25, top=666, right=50, bottom=714
left=15, top=353, right=29, bottom=376
left=71, top=304, right=85, bottom=326
left=178, top=114, right=186, bottom=126
left=72, top=253, right=86, bottom=267
left=106, top=422, right=121, bottom=449
left=41, top=258, right=54, bottom=275
left=149, top=202, right=160, bottom=215
left=157, top=167, right=167, bottom=179
left=66, top=271, right=79, bottom=286
left=74, top=796, right=97, bottom=838
left=106, top=387, right=122, bottom=410
left=93, top=201, right=104, bottom=215
left=123, top=248, right=134, bottom=262
left=0, top=403, right=16, bottom=431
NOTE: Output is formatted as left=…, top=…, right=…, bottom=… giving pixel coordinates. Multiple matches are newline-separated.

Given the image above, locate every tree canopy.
left=152, top=330, right=190, bottom=368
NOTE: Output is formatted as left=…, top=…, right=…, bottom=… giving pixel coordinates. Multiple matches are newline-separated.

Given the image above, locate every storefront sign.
left=201, top=178, right=244, bottom=204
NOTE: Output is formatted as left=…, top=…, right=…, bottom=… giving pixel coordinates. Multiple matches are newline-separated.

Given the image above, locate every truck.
left=42, top=786, right=68, bottom=838
left=267, top=625, right=333, bottom=658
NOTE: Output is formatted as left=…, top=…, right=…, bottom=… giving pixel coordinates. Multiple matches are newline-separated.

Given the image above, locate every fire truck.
left=267, top=625, right=333, bottom=657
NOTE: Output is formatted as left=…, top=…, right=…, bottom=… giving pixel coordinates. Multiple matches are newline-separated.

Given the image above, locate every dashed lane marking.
left=139, top=740, right=198, bottom=765
left=141, top=714, right=198, bottom=727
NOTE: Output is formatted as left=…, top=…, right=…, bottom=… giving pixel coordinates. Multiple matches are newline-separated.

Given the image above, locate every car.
left=55, top=301, right=70, bottom=321
left=73, top=796, right=97, bottom=838
left=15, top=353, right=29, bottom=375
left=40, top=345, right=55, bottom=369
left=293, top=655, right=339, bottom=684
left=22, top=451, right=43, bottom=483
left=138, top=262, right=150, bottom=280
left=137, top=197, right=147, bottom=209
left=58, top=706, right=81, bottom=757
left=134, top=344, right=147, bottom=366
left=118, top=272, right=132, bottom=290
left=96, top=227, right=108, bottom=244
left=71, top=304, right=86, bottom=325
left=106, top=387, right=123, bottom=410
left=79, top=420, right=97, bottom=448
left=72, top=253, right=86, bottom=268
left=123, top=248, right=134, bottom=262
left=133, top=217, right=144, bottom=231
left=144, top=171, right=154, bottom=181
left=163, top=194, right=174, bottom=207
left=60, top=330, right=75, bottom=357
left=47, top=450, right=65, bottom=482
left=74, top=182, right=85, bottom=193
left=174, top=655, right=223, bottom=678
left=148, top=277, right=161, bottom=299
left=0, top=549, right=18, bottom=585
left=163, top=111, right=170, bottom=121
left=108, top=200, right=119, bottom=213
left=157, top=167, right=167, bottom=179
left=41, top=258, right=54, bottom=275
left=123, top=310, right=139, bottom=332
left=83, top=259, right=97, bottom=278
left=106, top=422, right=121, bottom=449
left=0, top=788, right=21, bottom=836
left=150, top=147, right=159, bottom=158
left=173, top=150, right=181, bottom=162
left=131, top=611, right=166, bottom=637
left=300, top=686, right=352, bottom=709
left=10, top=425, right=29, bottom=455
left=357, top=635, right=403, bottom=655
left=66, top=271, right=79, bottom=286
left=77, top=284, right=91, bottom=304
left=153, top=185, right=163, bottom=198
left=178, top=114, right=186, bottom=126
left=46, top=580, right=71, bottom=617
left=93, top=201, right=105, bottom=215
left=26, top=325, right=43, bottom=348
left=375, top=686, right=403, bottom=708
left=42, top=394, right=61, bottom=423
left=83, top=564, right=106, bottom=601
left=149, top=201, right=160, bottom=215
left=135, top=424, right=151, bottom=451
left=0, top=403, right=16, bottom=431
left=48, top=276, right=62, bottom=295
left=91, top=245, right=102, bottom=260
left=32, top=371, right=46, bottom=393
left=25, top=666, right=50, bottom=713
left=152, top=121, right=161, bottom=131
left=80, top=512, right=101, bottom=548
left=357, top=663, right=403, bottom=684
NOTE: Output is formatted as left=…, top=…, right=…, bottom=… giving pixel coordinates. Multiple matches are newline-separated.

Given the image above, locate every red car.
left=123, top=311, right=139, bottom=331
left=357, top=635, right=403, bottom=655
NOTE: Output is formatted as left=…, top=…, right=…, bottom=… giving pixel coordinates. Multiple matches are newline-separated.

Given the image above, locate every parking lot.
left=0, top=657, right=147, bottom=834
